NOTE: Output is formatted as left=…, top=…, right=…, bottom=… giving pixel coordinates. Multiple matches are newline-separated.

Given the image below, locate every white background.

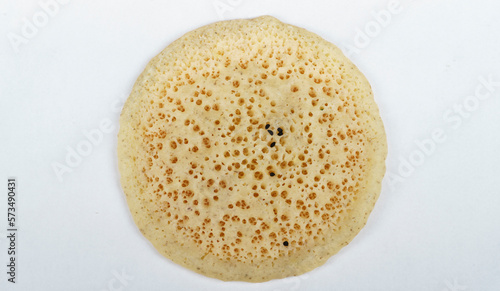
left=1, top=0, right=500, bottom=290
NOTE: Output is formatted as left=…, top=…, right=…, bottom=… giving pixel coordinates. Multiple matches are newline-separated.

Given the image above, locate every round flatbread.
left=117, top=16, right=387, bottom=282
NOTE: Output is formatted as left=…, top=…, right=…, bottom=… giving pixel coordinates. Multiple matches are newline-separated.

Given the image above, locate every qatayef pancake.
left=117, top=15, right=387, bottom=282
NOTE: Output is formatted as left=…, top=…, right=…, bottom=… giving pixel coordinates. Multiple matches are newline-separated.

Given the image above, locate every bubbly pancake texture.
left=118, top=16, right=387, bottom=282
